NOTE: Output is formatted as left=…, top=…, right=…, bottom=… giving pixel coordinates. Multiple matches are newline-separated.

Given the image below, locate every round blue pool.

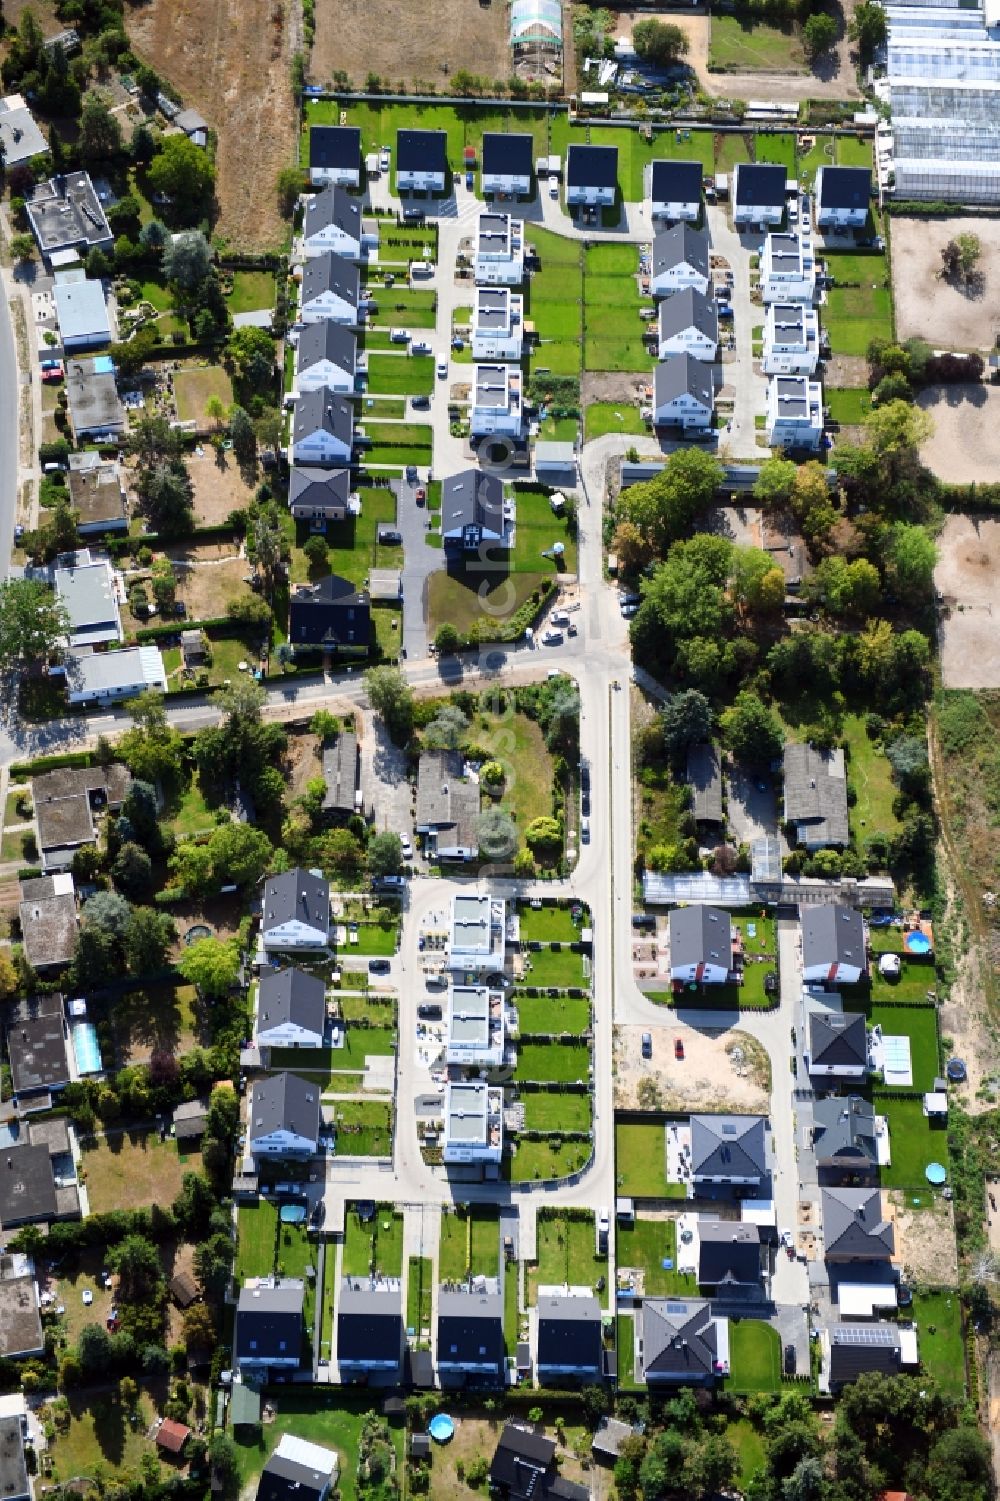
left=428, top=1415, right=455, bottom=1444
left=905, top=932, right=932, bottom=954
left=926, top=1162, right=947, bottom=1186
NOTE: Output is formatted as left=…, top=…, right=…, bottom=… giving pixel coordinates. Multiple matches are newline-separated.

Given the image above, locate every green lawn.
left=406, top=1255, right=432, bottom=1334
left=365, top=353, right=434, bottom=396
left=47, top=1394, right=158, bottom=1484
left=511, top=1137, right=590, bottom=1181
left=585, top=402, right=646, bottom=441
left=728, top=1419, right=767, bottom=1489
left=755, top=132, right=797, bottom=172
left=876, top=1094, right=948, bottom=1188
left=358, top=396, right=406, bottom=420
left=521, top=1090, right=592, bottom=1132
left=227, top=270, right=275, bottom=314
left=827, top=387, right=872, bottom=425
left=236, top=1199, right=279, bottom=1282
left=617, top=1313, right=638, bottom=1387
left=520, top=947, right=587, bottom=989
left=527, top=1211, right=604, bottom=1303
left=232, top=1392, right=405, bottom=1501
left=514, top=1042, right=590, bottom=1083
left=335, top=922, right=399, bottom=957
left=844, top=713, right=902, bottom=843
left=289, top=487, right=398, bottom=590
left=511, top=485, right=578, bottom=574
left=516, top=996, right=591, bottom=1034
left=439, top=1206, right=500, bottom=1280
left=869, top=1004, right=940, bottom=1090
left=138, top=277, right=174, bottom=312
left=588, top=122, right=714, bottom=202
left=724, top=1319, right=782, bottom=1393
left=709, top=14, right=806, bottom=70
left=504, top=1262, right=519, bottom=1354
left=342, top=1204, right=404, bottom=1277
left=616, top=1120, right=672, bottom=1198
left=164, top=776, right=218, bottom=837
left=518, top=904, right=582, bottom=943
left=327, top=1099, right=392, bottom=1155
left=714, top=131, right=753, bottom=174
left=270, top=1029, right=395, bottom=1070
left=617, top=1215, right=697, bottom=1297
left=824, top=286, right=893, bottom=356
left=912, top=1289, right=965, bottom=1398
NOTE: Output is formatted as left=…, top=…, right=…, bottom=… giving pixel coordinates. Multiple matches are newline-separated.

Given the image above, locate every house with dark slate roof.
left=657, top=286, right=718, bottom=363
left=295, top=321, right=357, bottom=395
left=248, top=1073, right=320, bottom=1159
left=650, top=159, right=703, bottom=222
left=802, top=904, right=867, bottom=986
left=309, top=126, right=361, bottom=189
left=300, top=251, right=361, bottom=326
left=653, top=354, right=714, bottom=429
left=262, top=868, right=330, bottom=951
left=257, top=1436, right=338, bottom=1501
left=732, top=163, right=787, bottom=227
left=290, top=388, right=354, bottom=468
left=255, top=968, right=326, bottom=1050
left=482, top=133, right=533, bottom=197
left=289, top=574, right=371, bottom=652
left=535, top=1294, right=604, bottom=1383
left=697, top=1221, right=765, bottom=1293
left=687, top=743, right=724, bottom=827
left=441, top=469, right=513, bottom=554
left=436, top=1284, right=505, bottom=1383
left=288, top=467, right=357, bottom=524
left=783, top=743, right=850, bottom=849
left=651, top=224, right=710, bottom=297
left=668, top=905, right=732, bottom=985
left=396, top=129, right=447, bottom=193
left=637, top=1298, right=729, bottom=1384
left=337, top=1278, right=404, bottom=1380
left=822, top=1187, right=895, bottom=1263
left=234, top=1281, right=303, bottom=1374
left=826, top=1322, right=907, bottom=1390
left=302, top=186, right=378, bottom=260
left=805, top=1002, right=869, bottom=1080
left=489, top=1425, right=590, bottom=1501
left=812, top=1095, right=879, bottom=1176
left=566, top=143, right=618, bottom=207
left=815, top=165, right=871, bottom=229
left=690, top=1114, right=768, bottom=1187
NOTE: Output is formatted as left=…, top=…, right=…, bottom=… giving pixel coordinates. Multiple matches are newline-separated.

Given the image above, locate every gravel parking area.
left=934, top=514, right=1000, bottom=688
left=918, top=384, right=1000, bottom=484
left=892, top=215, right=1000, bottom=351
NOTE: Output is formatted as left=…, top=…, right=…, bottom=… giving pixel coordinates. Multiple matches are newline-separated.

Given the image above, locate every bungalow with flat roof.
left=299, top=251, right=360, bottom=327
left=248, top=1072, right=320, bottom=1159
left=637, top=1298, right=729, bottom=1384
left=766, top=374, right=824, bottom=451
left=690, top=1114, right=768, bottom=1187
left=396, top=129, right=448, bottom=193
left=812, top=1096, right=879, bottom=1176
left=337, top=1277, right=404, bottom=1379
left=697, top=1221, right=764, bottom=1292
left=783, top=743, right=849, bottom=848
left=53, top=551, right=121, bottom=650
left=53, top=277, right=111, bottom=351
left=650, top=159, right=703, bottom=222
left=322, top=730, right=359, bottom=817
left=687, top=742, right=724, bottom=827
left=234, top=1280, right=304, bottom=1375
left=256, top=968, right=326, bottom=1050
left=262, top=867, right=330, bottom=952
left=651, top=224, right=710, bottom=297
left=815, top=165, right=871, bottom=229
left=0, top=1414, right=30, bottom=1501
left=26, top=171, right=113, bottom=263
left=0, top=1138, right=77, bottom=1230
left=290, top=387, right=353, bottom=467
left=0, top=96, right=46, bottom=168
left=0, top=1261, right=44, bottom=1360
left=288, top=467, right=357, bottom=525
left=63, top=645, right=167, bottom=706
left=763, top=302, right=820, bottom=375
left=668, top=905, right=732, bottom=985
left=443, top=1080, right=503, bottom=1166
left=802, top=904, right=867, bottom=986
left=18, top=874, right=77, bottom=971
left=415, top=749, right=480, bottom=862
left=472, top=286, right=524, bottom=361
left=441, top=469, right=513, bottom=554
left=657, top=287, right=718, bottom=363
left=822, top=1187, right=895, bottom=1262
left=309, top=125, right=362, bottom=188
left=653, top=354, right=714, bottom=429
left=289, top=574, right=370, bottom=652
left=535, top=1294, right=604, bottom=1383
left=65, top=359, right=125, bottom=439
left=436, top=1284, right=505, bottom=1383
left=474, top=212, right=524, bottom=286
left=302, top=186, right=378, bottom=261
left=481, top=133, right=533, bottom=197
left=732, top=163, right=786, bottom=227
left=67, top=455, right=127, bottom=535
left=7, top=1000, right=69, bottom=1100
left=295, top=321, right=357, bottom=395
left=566, top=143, right=617, bottom=207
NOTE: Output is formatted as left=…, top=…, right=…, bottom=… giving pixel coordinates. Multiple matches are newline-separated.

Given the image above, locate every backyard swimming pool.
left=70, top=1021, right=102, bottom=1075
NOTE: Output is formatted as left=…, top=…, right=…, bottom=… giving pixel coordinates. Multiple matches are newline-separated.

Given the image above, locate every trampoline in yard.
left=428, top=1415, right=454, bottom=1444
left=184, top=924, right=212, bottom=945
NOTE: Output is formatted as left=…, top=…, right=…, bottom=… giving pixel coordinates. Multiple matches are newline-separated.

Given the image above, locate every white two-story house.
left=481, top=132, right=533, bottom=197
left=760, top=230, right=816, bottom=304
left=657, top=286, right=718, bottom=362
left=474, top=212, right=524, bottom=286
left=295, top=321, right=357, bottom=395
left=248, top=1072, right=320, bottom=1159
left=650, top=158, right=702, bottom=222
left=302, top=186, right=378, bottom=261
left=762, top=302, right=820, bottom=374
left=815, top=165, right=871, bottom=229
left=299, top=251, right=360, bottom=327
left=290, top=388, right=354, bottom=468
left=766, top=374, right=824, bottom=451
left=443, top=1081, right=503, bottom=1167
left=472, top=286, right=523, bottom=361
left=651, top=223, right=710, bottom=298
left=396, top=128, right=447, bottom=193
left=255, top=967, right=327, bottom=1050
left=566, top=143, right=617, bottom=207
left=471, top=363, right=522, bottom=438
left=261, top=867, right=331, bottom=951
left=732, top=163, right=786, bottom=228
left=308, top=125, right=361, bottom=189
left=653, top=353, right=714, bottom=429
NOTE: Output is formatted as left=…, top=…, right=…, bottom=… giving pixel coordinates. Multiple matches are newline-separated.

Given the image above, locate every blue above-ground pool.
left=905, top=931, right=932, bottom=954
left=926, top=1162, right=947, bottom=1186
left=428, top=1415, right=455, bottom=1444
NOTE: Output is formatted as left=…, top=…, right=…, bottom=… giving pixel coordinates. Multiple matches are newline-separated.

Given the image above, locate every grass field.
left=164, top=776, right=217, bottom=838
left=584, top=402, right=646, bottom=441
left=406, top=1255, right=432, bottom=1334
left=516, top=996, right=591, bottom=1034
left=511, top=1137, right=590, bottom=1180
left=514, top=1042, right=590, bottom=1083
left=912, top=1289, right=965, bottom=1397
left=439, top=1206, right=500, bottom=1280
left=47, top=1393, right=158, bottom=1484
left=527, top=227, right=583, bottom=378
left=236, top=1198, right=280, bottom=1281
left=589, top=122, right=713, bottom=201
left=709, top=14, right=806, bottom=70
left=876, top=1094, right=948, bottom=1188
left=584, top=243, right=646, bottom=372
left=824, top=286, right=893, bottom=356
left=232, top=1392, right=405, bottom=1501
left=521, top=1091, right=592, bottom=1132
left=518, top=904, right=582, bottom=943
left=842, top=713, right=903, bottom=842
left=82, top=1131, right=195, bottom=1214
left=342, top=1204, right=404, bottom=1277
left=227, top=270, right=275, bottom=314
left=755, top=132, right=797, bottom=172
left=617, top=1313, right=637, bottom=1386
left=527, top=1211, right=604, bottom=1303
left=173, top=364, right=235, bottom=424
left=269, top=1029, right=395, bottom=1070
left=617, top=1215, right=697, bottom=1297
left=827, top=387, right=872, bottom=425
left=365, top=352, right=434, bottom=396
left=724, top=1319, right=782, bottom=1392
left=520, top=946, right=587, bottom=989
left=616, top=1120, right=673, bottom=1198
left=328, top=1099, right=392, bottom=1155
left=869, top=1004, right=940, bottom=1090
left=728, top=1419, right=767, bottom=1489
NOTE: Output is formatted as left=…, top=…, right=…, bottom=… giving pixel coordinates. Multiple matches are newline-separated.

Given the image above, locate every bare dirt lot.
left=310, top=0, right=508, bottom=89
left=887, top=1190, right=959, bottom=1285
left=934, top=514, right=1000, bottom=688
left=614, top=1024, right=770, bottom=1114
left=893, top=215, right=1000, bottom=352
left=126, top=0, right=298, bottom=250
left=918, top=383, right=1000, bottom=484
left=187, top=451, right=261, bottom=525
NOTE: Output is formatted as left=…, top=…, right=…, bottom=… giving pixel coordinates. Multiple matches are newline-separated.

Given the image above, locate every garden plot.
left=892, top=215, right=1000, bottom=352
left=934, top=514, right=1000, bottom=688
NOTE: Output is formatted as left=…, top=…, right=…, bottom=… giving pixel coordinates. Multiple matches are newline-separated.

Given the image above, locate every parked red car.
left=674, top=1037, right=685, bottom=1060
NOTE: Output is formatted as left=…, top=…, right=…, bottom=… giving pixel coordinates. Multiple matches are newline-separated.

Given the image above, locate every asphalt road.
left=0, top=284, right=18, bottom=583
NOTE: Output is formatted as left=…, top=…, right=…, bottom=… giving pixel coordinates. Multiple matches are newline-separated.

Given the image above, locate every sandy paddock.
left=918, top=384, right=1000, bottom=485
left=614, top=1023, right=769, bottom=1114
left=892, top=215, right=1000, bottom=352
left=934, top=513, right=1000, bottom=688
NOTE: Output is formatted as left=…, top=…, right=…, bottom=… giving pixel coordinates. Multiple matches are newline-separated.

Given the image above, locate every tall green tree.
left=0, top=579, right=68, bottom=675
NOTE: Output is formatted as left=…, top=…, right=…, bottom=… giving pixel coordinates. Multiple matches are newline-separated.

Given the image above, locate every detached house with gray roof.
left=255, top=968, right=326, bottom=1050
left=732, top=163, right=786, bottom=227
left=337, top=1278, right=404, bottom=1380
left=783, top=744, right=850, bottom=849
left=690, top=1114, right=769, bottom=1188
left=234, top=1281, right=304, bottom=1375
left=309, top=125, right=361, bottom=189
left=261, top=867, right=330, bottom=952
left=697, top=1222, right=764, bottom=1293
left=248, top=1072, right=320, bottom=1160
left=812, top=1096, right=879, bottom=1176
left=442, top=470, right=513, bottom=555
left=415, top=749, right=480, bottom=861
left=653, top=354, right=714, bottom=429
left=637, top=1299, right=729, bottom=1385
left=300, top=252, right=361, bottom=327
left=669, top=905, right=732, bottom=986
left=536, top=1294, right=604, bottom=1384
left=687, top=743, right=724, bottom=828
left=288, top=466, right=357, bottom=525
left=436, top=1284, right=505, bottom=1384
left=805, top=1004, right=869, bottom=1080
left=825, top=1323, right=914, bottom=1391
left=290, top=388, right=353, bottom=468
left=822, top=1187, right=895, bottom=1263
left=302, top=186, right=377, bottom=261
left=651, top=224, right=710, bottom=297
left=657, top=286, right=718, bottom=363
left=295, top=322, right=357, bottom=396
left=802, top=904, right=867, bottom=986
